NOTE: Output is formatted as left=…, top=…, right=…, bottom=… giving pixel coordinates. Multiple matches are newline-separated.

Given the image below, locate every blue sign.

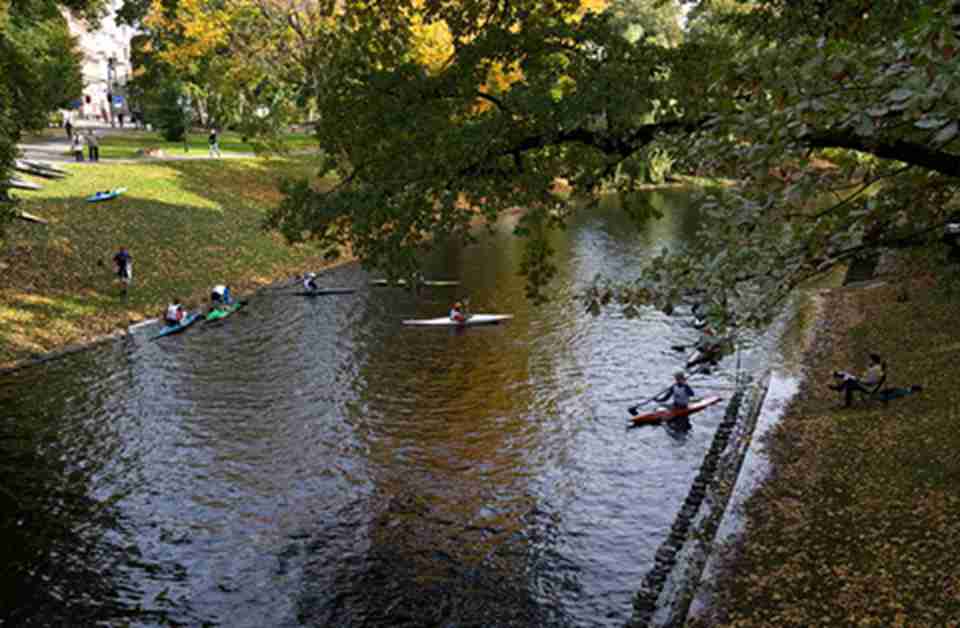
left=112, top=95, right=124, bottom=106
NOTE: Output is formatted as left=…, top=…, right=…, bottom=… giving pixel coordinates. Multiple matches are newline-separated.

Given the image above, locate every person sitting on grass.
left=830, top=352, right=886, bottom=407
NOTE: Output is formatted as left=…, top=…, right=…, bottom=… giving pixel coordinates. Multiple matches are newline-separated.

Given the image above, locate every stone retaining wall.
left=628, top=373, right=771, bottom=627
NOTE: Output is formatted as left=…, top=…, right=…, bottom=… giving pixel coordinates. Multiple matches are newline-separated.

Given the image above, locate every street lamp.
left=177, top=93, right=192, bottom=152
left=106, top=57, right=116, bottom=126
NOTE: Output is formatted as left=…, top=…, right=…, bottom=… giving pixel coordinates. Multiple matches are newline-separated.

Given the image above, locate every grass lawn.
left=95, top=129, right=320, bottom=159
left=1, top=156, right=341, bottom=369
left=691, top=252, right=960, bottom=627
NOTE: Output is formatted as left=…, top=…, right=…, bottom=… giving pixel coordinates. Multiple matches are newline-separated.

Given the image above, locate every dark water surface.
left=1, top=192, right=743, bottom=627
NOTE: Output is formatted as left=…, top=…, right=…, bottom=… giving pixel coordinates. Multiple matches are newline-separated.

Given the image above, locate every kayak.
left=370, top=278, right=460, bottom=287
left=293, top=289, right=357, bottom=296
left=3, top=178, right=43, bottom=191
left=15, top=161, right=66, bottom=179
left=152, top=312, right=202, bottom=340
left=86, top=187, right=127, bottom=203
left=402, top=314, right=513, bottom=327
left=206, top=301, right=246, bottom=322
left=21, top=159, right=68, bottom=176
left=629, top=396, right=723, bottom=425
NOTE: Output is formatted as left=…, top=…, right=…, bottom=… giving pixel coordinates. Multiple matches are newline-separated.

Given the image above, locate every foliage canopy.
left=135, top=0, right=960, bottom=331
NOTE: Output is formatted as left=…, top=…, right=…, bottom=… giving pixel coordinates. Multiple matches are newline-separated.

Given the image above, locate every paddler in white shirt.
left=449, top=301, right=467, bottom=323
left=164, top=298, right=186, bottom=325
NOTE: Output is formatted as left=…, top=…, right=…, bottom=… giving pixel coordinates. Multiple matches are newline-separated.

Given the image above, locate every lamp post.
left=177, top=93, right=192, bottom=152
left=106, top=57, right=116, bottom=126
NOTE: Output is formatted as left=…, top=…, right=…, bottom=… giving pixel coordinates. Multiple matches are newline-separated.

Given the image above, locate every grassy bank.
left=2, top=156, right=341, bottom=370
left=691, top=251, right=960, bottom=626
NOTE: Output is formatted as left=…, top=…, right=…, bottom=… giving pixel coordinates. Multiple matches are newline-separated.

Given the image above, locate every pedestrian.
left=113, top=247, right=133, bottom=294
left=208, top=128, right=221, bottom=158
left=118, top=112, right=124, bottom=128
left=65, top=117, right=73, bottom=140
left=86, top=131, right=100, bottom=162
left=71, top=133, right=84, bottom=162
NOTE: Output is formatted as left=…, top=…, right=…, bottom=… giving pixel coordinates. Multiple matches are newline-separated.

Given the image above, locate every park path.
left=18, top=119, right=255, bottom=164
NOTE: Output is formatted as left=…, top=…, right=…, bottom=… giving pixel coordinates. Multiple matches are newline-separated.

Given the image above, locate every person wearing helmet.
left=656, top=371, right=695, bottom=410
left=211, top=284, right=233, bottom=307
left=303, top=272, right=319, bottom=292
left=449, top=301, right=467, bottom=323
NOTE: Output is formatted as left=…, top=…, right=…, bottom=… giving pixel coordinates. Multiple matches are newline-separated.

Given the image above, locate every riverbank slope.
left=688, top=249, right=960, bottom=626
left=2, top=156, right=345, bottom=371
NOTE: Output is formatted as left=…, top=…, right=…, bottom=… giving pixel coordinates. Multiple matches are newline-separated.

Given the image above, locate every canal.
left=0, top=190, right=748, bottom=627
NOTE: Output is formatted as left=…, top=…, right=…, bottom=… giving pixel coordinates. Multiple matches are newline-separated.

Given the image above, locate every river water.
left=0, top=191, right=746, bottom=627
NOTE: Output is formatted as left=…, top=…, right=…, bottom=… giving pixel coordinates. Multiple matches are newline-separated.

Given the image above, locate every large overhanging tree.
left=152, top=0, right=960, bottom=331
left=0, top=0, right=102, bottom=236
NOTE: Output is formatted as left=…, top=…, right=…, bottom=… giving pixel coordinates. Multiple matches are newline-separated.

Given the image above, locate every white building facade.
left=64, top=0, right=137, bottom=125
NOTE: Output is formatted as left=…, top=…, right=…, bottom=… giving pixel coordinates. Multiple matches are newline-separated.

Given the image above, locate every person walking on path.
left=71, top=133, right=84, bottom=162
left=65, top=117, right=73, bottom=140
left=86, top=131, right=100, bottom=162
left=208, top=128, right=221, bottom=158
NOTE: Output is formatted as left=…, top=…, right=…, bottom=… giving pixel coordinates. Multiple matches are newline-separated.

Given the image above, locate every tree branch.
left=803, top=129, right=960, bottom=177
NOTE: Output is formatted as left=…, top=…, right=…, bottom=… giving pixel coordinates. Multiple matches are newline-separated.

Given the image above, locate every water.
left=0, top=191, right=745, bottom=627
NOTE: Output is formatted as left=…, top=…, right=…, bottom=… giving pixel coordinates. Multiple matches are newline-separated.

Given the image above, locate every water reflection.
left=0, top=189, right=747, bottom=627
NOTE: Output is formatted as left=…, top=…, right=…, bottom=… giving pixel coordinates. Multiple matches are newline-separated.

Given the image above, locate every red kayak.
left=629, top=396, right=723, bottom=425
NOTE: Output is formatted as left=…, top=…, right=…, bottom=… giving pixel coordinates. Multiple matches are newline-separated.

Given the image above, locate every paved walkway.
left=19, top=120, right=255, bottom=163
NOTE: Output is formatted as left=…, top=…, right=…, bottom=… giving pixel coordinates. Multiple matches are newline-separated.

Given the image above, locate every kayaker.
left=303, top=272, right=319, bottom=292
left=656, top=371, right=695, bottom=410
left=164, top=299, right=186, bottom=325
left=830, top=353, right=886, bottom=406
left=211, top=284, right=233, bottom=306
left=688, top=327, right=724, bottom=369
left=113, top=247, right=132, bottom=290
left=449, top=301, right=467, bottom=323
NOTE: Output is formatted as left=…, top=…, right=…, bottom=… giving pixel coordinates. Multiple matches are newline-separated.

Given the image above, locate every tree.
left=0, top=0, right=103, bottom=237
left=156, top=0, right=960, bottom=333
left=264, top=0, right=697, bottom=297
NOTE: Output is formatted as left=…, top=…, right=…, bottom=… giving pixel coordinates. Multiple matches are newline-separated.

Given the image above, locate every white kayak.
left=402, top=314, right=513, bottom=327
left=371, top=278, right=460, bottom=287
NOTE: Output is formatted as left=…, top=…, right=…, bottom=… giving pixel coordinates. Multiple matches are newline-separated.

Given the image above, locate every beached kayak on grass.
left=86, top=187, right=127, bottom=203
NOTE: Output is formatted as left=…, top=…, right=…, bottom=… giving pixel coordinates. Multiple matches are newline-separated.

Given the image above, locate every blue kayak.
left=86, top=187, right=127, bottom=203
left=152, top=312, right=202, bottom=340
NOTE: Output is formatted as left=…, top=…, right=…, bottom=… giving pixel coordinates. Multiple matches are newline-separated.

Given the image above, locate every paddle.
left=628, top=386, right=672, bottom=416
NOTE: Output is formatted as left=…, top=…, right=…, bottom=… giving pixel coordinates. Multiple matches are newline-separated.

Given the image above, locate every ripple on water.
left=0, top=196, right=770, bottom=627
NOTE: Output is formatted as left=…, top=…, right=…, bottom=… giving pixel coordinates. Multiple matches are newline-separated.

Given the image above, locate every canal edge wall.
left=627, top=371, right=772, bottom=628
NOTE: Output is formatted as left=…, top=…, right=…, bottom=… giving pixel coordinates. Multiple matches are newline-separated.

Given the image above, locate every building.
left=64, top=0, right=137, bottom=125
